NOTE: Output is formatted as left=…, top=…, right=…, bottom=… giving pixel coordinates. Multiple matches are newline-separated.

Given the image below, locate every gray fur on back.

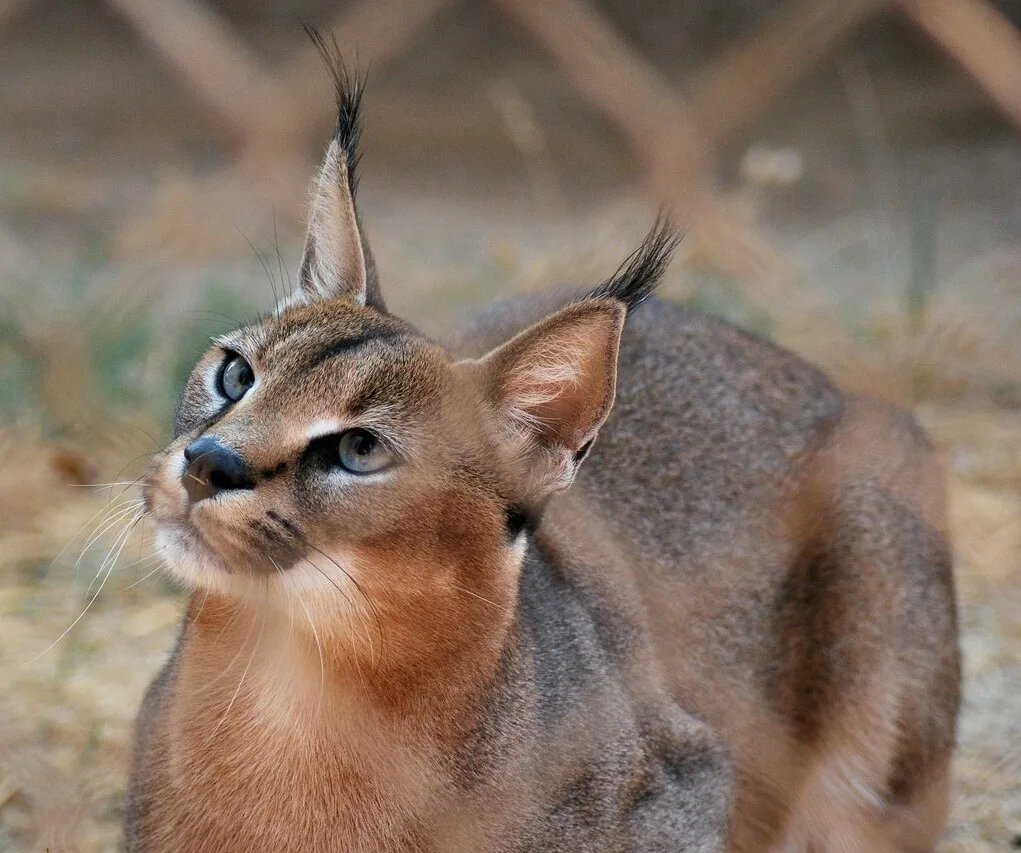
left=450, top=293, right=956, bottom=849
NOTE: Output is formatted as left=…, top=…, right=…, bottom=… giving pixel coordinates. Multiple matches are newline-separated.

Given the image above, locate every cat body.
left=127, top=38, right=958, bottom=852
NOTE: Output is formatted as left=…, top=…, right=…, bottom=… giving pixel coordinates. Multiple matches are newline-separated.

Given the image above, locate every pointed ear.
left=464, top=220, right=678, bottom=500
left=299, top=139, right=367, bottom=305
left=296, top=28, right=384, bottom=310
left=474, top=300, right=627, bottom=498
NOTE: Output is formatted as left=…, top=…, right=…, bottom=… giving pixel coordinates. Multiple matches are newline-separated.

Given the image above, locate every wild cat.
left=127, top=39, right=959, bottom=853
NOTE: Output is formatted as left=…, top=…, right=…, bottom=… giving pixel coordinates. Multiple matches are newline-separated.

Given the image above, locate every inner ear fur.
left=299, top=141, right=368, bottom=305
left=473, top=299, right=626, bottom=495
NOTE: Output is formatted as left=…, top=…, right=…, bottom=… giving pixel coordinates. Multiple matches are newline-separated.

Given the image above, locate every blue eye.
left=337, top=429, right=393, bottom=474
left=219, top=355, right=254, bottom=402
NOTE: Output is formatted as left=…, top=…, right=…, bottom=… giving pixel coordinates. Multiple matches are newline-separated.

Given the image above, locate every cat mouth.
left=145, top=462, right=306, bottom=585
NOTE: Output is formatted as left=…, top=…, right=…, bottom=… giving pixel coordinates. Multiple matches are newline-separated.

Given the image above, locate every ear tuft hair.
left=585, top=218, right=680, bottom=314
left=301, top=23, right=385, bottom=312
left=302, top=23, right=366, bottom=192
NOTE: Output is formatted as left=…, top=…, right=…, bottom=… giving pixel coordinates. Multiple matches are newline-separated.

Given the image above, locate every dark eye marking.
left=259, top=460, right=289, bottom=480
left=250, top=519, right=279, bottom=540
left=303, top=433, right=341, bottom=468
left=505, top=503, right=539, bottom=540
left=302, top=328, right=403, bottom=372
left=574, top=438, right=595, bottom=463
left=266, top=510, right=302, bottom=538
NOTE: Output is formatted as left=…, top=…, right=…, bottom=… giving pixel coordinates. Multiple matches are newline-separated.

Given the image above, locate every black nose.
left=182, top=436, right=253, bottom=503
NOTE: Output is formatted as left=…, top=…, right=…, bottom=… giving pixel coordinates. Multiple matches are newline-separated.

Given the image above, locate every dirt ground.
left=1, top=3, right=1019, bottom=850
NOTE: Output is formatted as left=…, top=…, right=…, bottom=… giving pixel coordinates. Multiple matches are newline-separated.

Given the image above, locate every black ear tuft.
left=302, top=23, right=366, bottom=193
left=586, top=217, right=680, bottom=314
left=302, top=23, right=385, bottom=312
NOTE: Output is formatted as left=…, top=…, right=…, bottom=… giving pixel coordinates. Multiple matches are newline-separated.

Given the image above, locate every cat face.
left=141, top=58, right=674, bottom=659
left=144, top=298, right=517, bottom=606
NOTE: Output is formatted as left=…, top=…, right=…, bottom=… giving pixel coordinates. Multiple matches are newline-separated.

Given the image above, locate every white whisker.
left=120, top=558, right=165, bottom=591
left=52, top=495, right=141, bottom=567
left=68, top=498, right=143, bottom=577
left=75, top=500, right=145, bottom=581
left=205, top=608, right=266, bottom=745
left=31, top=506, right=144, bottom=662
left=301, top=544, right=383, bottom=667
left=84, top=507, right=143, bottom=599
left=70, top=481, right=143, bottom=489
left=190, top=587, right=211, bottom=623
left=280, top=559, right=327, bottom=714
left=450, top=582, right=509, bottom=614
left=202, top=607, right=261, bottom=694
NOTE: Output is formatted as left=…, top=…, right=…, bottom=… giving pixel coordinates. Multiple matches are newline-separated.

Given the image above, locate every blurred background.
left=1, top=0, right=1019, bottom=848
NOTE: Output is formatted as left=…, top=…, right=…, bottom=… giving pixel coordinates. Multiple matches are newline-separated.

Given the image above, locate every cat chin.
left=152, top=524, right=360, bottom=612
left=153, top=525, right=273, bottom=600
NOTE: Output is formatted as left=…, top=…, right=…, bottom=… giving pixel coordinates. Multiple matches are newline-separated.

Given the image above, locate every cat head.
left=142, top=42, right=676, bottom=666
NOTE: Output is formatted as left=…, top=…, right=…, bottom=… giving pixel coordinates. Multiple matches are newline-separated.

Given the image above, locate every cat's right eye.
left=336, top=428, right=394, bottom=474
left=218, top=354, right=255, bottom=402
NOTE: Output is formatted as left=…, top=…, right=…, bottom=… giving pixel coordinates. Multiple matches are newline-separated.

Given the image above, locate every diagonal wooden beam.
left=235, top=0, right=457, bottom=198
left=900, top=0, right=1021, bottom=132
left=493, top=0, right=703, bottom=155
left=113, top=0, right=455, bottom=257
left=491, top=0, right=793, bottom=291
left=265, top=0, right=456, bottom=143
left=692, top=0, right=888, bottom=145
left=106, top=0, right=456, bottom=152
left=105, top=0, right=272, bottom=144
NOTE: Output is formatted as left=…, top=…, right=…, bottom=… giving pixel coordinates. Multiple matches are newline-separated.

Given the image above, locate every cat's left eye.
left=218, top=354, right=255, bottom=402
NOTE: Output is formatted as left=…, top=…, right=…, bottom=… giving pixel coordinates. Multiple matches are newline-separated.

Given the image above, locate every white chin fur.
left=156, top=527, right=222, bottom=587
left=154, top=525, right=361, bottom=612
left=154, top=526, right=266, bottom=600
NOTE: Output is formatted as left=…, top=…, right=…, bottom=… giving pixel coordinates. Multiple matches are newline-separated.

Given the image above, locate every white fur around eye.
left=170, top=449, right=186, bottom=478
left=324, top=465, right=399, bottom=487
left=195, top=366, right=226, bottom=419
left=304, top=419, right=346, bottom=443
left=203, top=363, right=220, bottom=398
